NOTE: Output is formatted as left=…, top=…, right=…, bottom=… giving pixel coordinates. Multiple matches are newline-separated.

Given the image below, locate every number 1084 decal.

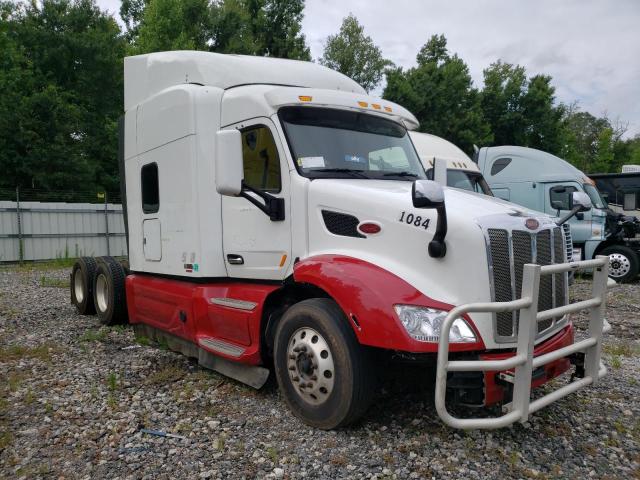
left=399, top=211, right=430, bottom=229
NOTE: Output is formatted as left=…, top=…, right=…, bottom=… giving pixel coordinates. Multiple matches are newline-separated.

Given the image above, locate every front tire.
left=274, top=298, right=375, bottom=429
left=601, top=245, right=639, bottom=283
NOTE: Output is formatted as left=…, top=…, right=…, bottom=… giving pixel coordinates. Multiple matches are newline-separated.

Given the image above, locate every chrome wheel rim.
left=74, top=270, right=84, bottom=303
left=287, top=327, right=335, bottom=406
left=95, top=273, right=109, bottom=313
left=608, top=253, right=631, bottom=278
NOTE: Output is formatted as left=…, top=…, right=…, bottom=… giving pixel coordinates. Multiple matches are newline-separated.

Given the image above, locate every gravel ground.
left=1, top=266, right=639, bottom=479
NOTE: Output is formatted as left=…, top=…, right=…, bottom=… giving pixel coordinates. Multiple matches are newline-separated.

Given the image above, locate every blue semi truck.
left=475, top=146, right=640, bottom=282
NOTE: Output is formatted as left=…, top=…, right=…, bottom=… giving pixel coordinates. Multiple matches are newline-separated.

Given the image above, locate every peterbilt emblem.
left=525, top=218, right=539, bottom=230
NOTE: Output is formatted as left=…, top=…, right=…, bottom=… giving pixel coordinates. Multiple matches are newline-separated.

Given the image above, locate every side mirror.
left=215, top=129, right=244, bottom=196
left=556, top=191, right=592, bottom=226
left=551, top=200, right=564, bottom=211
left=412, top=180, right=447, bottom=258
left=570, top=191, right=592, bottom=212
left=412, top=179, right=444, bottom=208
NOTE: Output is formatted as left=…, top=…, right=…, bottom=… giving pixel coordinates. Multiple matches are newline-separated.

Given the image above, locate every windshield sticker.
left=298, top=156, right=325, bottom=169
left=344, top=154, right=366, bottom=164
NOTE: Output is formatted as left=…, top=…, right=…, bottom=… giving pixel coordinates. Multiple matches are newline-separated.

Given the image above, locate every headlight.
left=393, top=305, right=477, bottom=343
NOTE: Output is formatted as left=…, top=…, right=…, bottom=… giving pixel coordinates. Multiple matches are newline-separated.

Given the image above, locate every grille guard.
left=435, top=256, right=610, bottom=429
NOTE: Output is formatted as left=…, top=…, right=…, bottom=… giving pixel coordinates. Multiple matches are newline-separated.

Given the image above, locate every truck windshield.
left=583, top=183, right=607, bottom=209
left=279, top=106, right=426, bottom=180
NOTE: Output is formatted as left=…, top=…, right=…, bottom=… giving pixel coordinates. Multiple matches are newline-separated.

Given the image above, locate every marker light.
left=357, top=101, right=368, bottom=108
left=298, top=95, right=313, bottom=102
left=384, top=106, right=392, bottom=112
left=357, top=222, right=381, bottom=235
left=372, top=103, right=381, bottom=110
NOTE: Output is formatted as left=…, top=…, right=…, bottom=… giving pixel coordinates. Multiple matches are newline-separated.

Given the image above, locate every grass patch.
left=0, top=343, right=56, bottom=362
left=80, top=328, right=109, bottom=343
left=0, top=430, right=12, bottom=449
left=145, top=364, right=185, bottom=386
left=40, top=275, right=69, bottom=288
left=603, top=343, right=640, bottom=357
left=23, top=389, right=36, bottom=405
left=135, top=335, right=151, bottom=346
left=611, top=355, right=622, bottom=369
left=266, top=446, right=279, bottom=463
left=106, top=371, right=119, bottom=392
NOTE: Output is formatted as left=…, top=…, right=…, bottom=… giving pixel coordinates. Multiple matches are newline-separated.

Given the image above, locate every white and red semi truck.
left=70, top=51, right=611, bottom=430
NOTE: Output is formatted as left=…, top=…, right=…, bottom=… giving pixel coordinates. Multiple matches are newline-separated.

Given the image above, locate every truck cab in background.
left=409, top=131, right=493, bottom=195
left=477, top=146, right=640, bottom=282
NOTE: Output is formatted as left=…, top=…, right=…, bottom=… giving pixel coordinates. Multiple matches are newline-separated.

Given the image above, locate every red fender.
left=293, top=255, right=485, bottom=353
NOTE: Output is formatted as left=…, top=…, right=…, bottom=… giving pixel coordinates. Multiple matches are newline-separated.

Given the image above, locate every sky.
left=97, top=0, right=640, bottom=137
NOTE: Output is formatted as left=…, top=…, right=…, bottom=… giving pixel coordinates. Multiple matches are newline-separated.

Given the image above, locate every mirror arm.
left=555, top=205, right=582, bottom=226
left=240, top=182, right=285, bottom=221
left=428, top=205, right=448, bottom=258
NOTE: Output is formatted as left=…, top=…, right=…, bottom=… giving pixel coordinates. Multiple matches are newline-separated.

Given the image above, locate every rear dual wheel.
left=93, top=256, right=128, bottom=326
left=70, top=257, right=98, bottom=315
left=274, top=299, right=375, bottom=430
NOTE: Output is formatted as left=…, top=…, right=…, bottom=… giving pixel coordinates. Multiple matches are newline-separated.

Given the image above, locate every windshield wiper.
left=382, top=171, right=419, bottom=178
left=311, top=168, right=369, bottom=178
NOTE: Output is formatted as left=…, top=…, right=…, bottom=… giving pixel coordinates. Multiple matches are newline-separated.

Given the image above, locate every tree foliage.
left=383, top=35, right=492, bottom=154
left=319, top=14, right=391, bottom=92
left=0, top=0, right=125, bottom=194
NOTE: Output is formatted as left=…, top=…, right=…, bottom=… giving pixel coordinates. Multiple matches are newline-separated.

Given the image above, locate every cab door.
left=220, top=118, right=292, bottom=280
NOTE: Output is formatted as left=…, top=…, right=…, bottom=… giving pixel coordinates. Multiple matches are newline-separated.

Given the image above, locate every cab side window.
left=141, top=163, right=159, bottom=214
left=241, top=126, right=281, bottom=193
left=549, top=185, right=578, bottom=211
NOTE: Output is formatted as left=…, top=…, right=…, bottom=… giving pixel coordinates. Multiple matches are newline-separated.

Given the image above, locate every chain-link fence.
left=0, top=187, right=127, bottom=263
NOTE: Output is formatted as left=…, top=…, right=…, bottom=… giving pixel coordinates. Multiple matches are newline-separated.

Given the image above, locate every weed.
left=80, top=328, right=109, bottom=343
left=23, top=389, right=35, bottom=405
left=106, top=371, right=118, bottom=392
left=603, top=343, right=640, bottom=357
left=157, top=336, right=169, bottom=350
left=509, top=451, right=519, bottom=466
left=135, top=335, right=151, bottom=346
left=266, top=446, right=279, bottom=463
left=40, top=276, right=69, bottom=288
left=145, top=365, right=185, bottom=385
left=0, top=344, right=55, bottom=362
left=0, top=430, right=12, bottom=449
left=107, top=394, right=118, bottom=410
left=611, top=355, right=622, bottom=369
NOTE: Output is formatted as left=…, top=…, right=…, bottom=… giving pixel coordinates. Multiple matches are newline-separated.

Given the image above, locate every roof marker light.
left=298, top=95, right=313, bottom=102
left=372, top=103, right=381, bottom=110
left=384, top=106, right=392, bottom=112
left=358, top=101, right=368, bottom=108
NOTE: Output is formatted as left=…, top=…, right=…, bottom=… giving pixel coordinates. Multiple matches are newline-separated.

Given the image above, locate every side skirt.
left=132, top=323, right=270, bottom=389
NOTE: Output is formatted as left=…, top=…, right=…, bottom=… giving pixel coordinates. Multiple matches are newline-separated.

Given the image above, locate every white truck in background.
left=69, top=51, right=611, bottom=430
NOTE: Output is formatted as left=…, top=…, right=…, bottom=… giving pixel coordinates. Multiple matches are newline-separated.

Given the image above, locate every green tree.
left=120, top=0, right=149, bottom=41
left=134, top=0, right=211, bottom=53
left=481, top=61, right=564, bottom=153
left=0, top=0, right=125, bottom=194
left=383, top=34, right=492, bottom=154
left=319, top=14, right=391, bottom=92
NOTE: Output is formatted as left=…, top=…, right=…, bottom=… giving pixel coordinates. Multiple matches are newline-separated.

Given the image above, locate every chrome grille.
left=536, top=230, right=553, bottom=332
left=562, top=223, right=573, bottom=261
left=486, top=225, right=568, bottom=342
left=487, top=229, right=513, bottom=336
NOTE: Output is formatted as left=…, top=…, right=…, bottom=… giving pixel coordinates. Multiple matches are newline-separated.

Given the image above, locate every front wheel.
left=273, top=298, right=375, bottom=429
left=601, top=245, right=639, bottom=283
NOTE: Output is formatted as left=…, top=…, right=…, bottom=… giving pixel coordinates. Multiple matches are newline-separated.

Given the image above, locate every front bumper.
left=435, top=256, right=611, bottom=429
left=481, top=323, right=574, bottom=406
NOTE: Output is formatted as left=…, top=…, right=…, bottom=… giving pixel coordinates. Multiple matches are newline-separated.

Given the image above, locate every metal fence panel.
left=0, top=201, right=127, bottom=262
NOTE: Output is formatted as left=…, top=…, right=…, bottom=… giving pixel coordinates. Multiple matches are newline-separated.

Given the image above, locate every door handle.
left=227, top=254, right=244, bottom=265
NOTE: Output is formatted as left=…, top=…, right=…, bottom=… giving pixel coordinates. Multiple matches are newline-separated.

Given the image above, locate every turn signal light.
left=358, top=222, right=382, bottom=235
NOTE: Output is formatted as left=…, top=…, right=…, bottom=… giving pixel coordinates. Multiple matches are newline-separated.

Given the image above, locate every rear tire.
left=93, top=256, right=129, bottom=325
left=70, top=257, right=97, bottom=315
left=274, top=298, right=375, bottom=429
left=601, top=245, right=639, bottom=283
